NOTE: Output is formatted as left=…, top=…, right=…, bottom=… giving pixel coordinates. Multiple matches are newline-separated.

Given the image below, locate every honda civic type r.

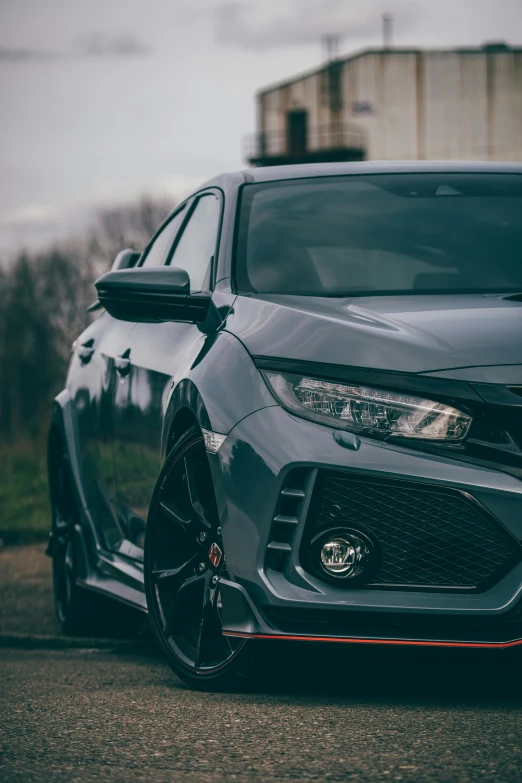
left=47, top=162, right=522, bottom=689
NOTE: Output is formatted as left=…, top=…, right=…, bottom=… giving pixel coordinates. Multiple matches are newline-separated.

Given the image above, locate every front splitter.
left=223, top=631, right=522, bottom=649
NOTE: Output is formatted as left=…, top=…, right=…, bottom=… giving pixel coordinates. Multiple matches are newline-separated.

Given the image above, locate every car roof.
left=196, top=160, right=522, bottom=196
left=238, top=160, right=522, bottom=184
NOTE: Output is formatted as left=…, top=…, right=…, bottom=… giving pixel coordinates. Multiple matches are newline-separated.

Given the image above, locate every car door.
left=110, top=202, right=190, bottom=555
left=111, top=191, right=223, bottom=560
left=68, top=312, right=136, bottom=553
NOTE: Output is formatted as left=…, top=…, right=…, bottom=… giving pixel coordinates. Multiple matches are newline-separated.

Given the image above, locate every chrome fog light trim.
left=320, top=534, right=370, bottom=579
left=309, top=527, right=378, bottom=585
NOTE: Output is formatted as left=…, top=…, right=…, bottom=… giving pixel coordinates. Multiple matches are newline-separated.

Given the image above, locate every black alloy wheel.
left=144, top=425, right=252, bottom=690
left=51, top=448, right=92, bottom=635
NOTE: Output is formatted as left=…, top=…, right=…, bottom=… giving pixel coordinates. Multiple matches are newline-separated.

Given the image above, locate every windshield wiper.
left=503, top=293, right=522, bottom=302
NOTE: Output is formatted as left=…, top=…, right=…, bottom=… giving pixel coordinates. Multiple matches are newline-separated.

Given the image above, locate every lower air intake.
left=304, top=471, right=519, bottom=590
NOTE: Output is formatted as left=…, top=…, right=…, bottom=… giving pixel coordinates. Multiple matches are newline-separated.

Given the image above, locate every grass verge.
left=0, top=442, right=50, bottom=545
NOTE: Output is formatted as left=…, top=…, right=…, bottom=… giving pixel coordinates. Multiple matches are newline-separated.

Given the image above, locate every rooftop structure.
left=244, top=43, right=522, bottom=166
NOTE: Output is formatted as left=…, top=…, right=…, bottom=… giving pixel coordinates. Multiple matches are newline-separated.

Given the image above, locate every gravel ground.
left=2, top=645, right=522, bottom=783
left=0, top=543, right=59, bottom=635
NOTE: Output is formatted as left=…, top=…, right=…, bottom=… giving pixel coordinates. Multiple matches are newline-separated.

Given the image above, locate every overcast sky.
left=1, top=0, right=521, bottom=257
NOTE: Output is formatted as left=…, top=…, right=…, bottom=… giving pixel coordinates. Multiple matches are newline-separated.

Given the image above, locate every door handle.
left=78, top=339, right=95, bottom=364
left=114, top=353, right=131, bottom=377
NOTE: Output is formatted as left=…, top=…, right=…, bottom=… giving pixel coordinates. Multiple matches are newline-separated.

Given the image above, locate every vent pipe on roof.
left=322, top=33, right=340, bottom=62
left=382, top=13, right=392, bottom=49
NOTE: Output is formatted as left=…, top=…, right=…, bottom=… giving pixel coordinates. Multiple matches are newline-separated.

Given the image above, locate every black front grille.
left=304, top=471, right=519, bottom=590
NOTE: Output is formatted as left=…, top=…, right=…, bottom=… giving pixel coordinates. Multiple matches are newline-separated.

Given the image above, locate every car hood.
left=226, top=293, right=522, bottom=375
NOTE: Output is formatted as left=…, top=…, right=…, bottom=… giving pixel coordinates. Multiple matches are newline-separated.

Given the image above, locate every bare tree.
left=0, top=195, right=174, bottom=440
left=86, top=196, right=173, bottom=271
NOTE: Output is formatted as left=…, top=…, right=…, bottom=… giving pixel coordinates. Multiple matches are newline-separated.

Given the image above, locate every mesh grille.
left=307, top=472, right=518, bottom=589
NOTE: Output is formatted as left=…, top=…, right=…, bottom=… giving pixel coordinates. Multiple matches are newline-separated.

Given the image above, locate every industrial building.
left=244, top=43, right=522, bottom=165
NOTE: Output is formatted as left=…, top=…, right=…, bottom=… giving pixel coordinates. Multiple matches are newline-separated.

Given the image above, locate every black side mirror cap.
left=87, top=249, right=142, bottom=313
left=95, top=267, right=211, bottom=324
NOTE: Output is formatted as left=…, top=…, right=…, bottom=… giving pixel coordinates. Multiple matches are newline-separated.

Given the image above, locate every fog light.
left=320, top=535, right=370, bottom=579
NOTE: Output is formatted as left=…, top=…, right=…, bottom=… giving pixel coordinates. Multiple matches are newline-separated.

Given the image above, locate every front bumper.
left=212, top=405, right=522, bottom=648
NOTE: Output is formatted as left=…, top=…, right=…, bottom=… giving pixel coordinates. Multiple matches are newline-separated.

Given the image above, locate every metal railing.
left=243, top=122, right=366, bottom=162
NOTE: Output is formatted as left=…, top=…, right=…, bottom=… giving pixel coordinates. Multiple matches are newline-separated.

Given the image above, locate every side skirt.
left=77, top=574, right=148, bottom=613
left=89, top=550, right=147, bottom=612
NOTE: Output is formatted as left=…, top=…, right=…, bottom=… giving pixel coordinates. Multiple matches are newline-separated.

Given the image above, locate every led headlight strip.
left=263, top=372, right=472, bottom=442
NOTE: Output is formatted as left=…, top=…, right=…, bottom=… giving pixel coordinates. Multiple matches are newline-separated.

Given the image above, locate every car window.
left=307, top=247, right=449, bottom=293
left=167, top=194, right=221, bottom=290
left=236, top=174, right=522, bottom=296
left=141, top=206, right=187, bottom=268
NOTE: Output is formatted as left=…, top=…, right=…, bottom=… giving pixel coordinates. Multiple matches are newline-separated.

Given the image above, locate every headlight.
left=263, top=372, right=472, bottom=442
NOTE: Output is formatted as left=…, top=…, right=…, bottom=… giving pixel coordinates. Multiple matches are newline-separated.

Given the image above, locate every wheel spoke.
left=159, top=499, right=190, bottom=527
left=224, top=635, right=234, bottom=655
left=159, top=500, right=201, bottom=539
left=164, top=573, right=205, bottom=638
left=151, top=553, right=199, bottom=585
left=195, top=577, right=223, bottom=668
left=184, top=456, right=209, bottom=526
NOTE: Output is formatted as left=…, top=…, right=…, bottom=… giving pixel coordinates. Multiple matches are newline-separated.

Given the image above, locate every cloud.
left=0, top=205, right=61, bottom=226
left=73, top=32, right=152, bottom=58
left=212, top=0, right=418, bottom=50
left=0, top=32, right=152, bottom=63
left=0, top=47, right=58, bottom=62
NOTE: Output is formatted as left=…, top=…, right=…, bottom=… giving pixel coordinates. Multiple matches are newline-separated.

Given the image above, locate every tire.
left=51, top=446, right=144, bottom=638
left=144, top=425, right=256, bottom=691
left=52, top=534, right=104, bottom=636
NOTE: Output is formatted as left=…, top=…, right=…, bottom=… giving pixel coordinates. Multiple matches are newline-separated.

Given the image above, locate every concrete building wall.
left=256, top=48, right=522, bottom=162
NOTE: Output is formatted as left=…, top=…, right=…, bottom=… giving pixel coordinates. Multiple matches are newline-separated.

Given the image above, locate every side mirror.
left=87, top=249, right=141, bottom=312
left=111, top=248, right=141, bottom=271
left=95, top=267, right=211, bottom=323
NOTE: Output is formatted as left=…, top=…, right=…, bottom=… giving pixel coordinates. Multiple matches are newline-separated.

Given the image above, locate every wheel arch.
left=161, top=330, right=276, bottom=460
left=162, top=379, right=211, bottom=459
left=47, top=420, right=65, bottom=512
left=48, top=390, right=89, bottom=512
left=46, top=389, right=100, bottom=567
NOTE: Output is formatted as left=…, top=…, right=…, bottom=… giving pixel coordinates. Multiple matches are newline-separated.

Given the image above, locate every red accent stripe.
left=223, top=631, right=522, bottom=649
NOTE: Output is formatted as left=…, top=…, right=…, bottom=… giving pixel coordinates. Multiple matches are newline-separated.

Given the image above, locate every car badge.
left=208, top=542, right=222, bottom=568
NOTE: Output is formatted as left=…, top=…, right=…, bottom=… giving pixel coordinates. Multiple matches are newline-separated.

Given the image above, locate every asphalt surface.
left=2, top=643, right=522, bottom=783
left=2, top=545, right=522, bottom=782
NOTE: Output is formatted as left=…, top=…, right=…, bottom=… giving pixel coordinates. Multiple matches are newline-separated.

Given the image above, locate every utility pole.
left=382, top=13, right=392, bottom=49
left=322, top=33, right=340, bottom=62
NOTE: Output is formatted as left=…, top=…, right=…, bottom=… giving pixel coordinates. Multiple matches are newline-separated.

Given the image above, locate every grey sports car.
left=47, top=161, right=522, bottom=689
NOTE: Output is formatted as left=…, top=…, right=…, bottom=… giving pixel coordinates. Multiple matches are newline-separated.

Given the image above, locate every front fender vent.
left=266, top=470, right=309, bottom=572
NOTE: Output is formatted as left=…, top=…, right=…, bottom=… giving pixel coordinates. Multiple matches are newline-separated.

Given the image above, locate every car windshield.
left=235, top=173, right=522, bottom=296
